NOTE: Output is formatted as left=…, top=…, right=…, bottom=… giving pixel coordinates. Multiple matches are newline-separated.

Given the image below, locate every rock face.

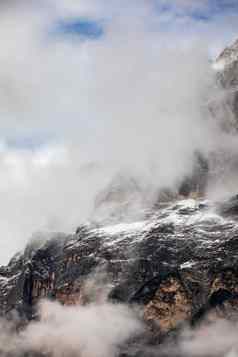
left=2, top=197, right=238, bottom=354
left=214, top=38, right=238, bottom=130
left=92, top=173, right=151, bottom=224
left=215, top=39, right=238, bottom=83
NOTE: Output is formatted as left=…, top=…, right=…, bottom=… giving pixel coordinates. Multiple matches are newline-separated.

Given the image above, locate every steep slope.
left=214, top=38, right=238, bottom=130
left=215, top=39, right=238, bottom=72
left=1, top=198, right=238, bottom=352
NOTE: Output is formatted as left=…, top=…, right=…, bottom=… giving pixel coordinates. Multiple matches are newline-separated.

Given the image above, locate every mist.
left=1, top=272, right=238, bottom=357
left=0, top=0, right=237, bottom=263
left=178, top=318, right=238, bottom=357
left=22, top=300, right=143, bottom=357
left=1, top=283, right=238, bottom=357
left=0, top=272, right=144, bottom=357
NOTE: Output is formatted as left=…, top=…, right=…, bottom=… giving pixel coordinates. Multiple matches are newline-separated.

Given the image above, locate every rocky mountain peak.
left=1, top=39, right=238, bottom=357
left=214, top=38, right=238, bottom=71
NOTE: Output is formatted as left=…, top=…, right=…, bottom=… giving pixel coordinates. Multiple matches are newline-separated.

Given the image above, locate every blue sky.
left=52, top=18, right=104, bottom=39
left=50, top=0, right=238, bottom=51
left=156, top=0, right=238, bottom=15
left=4, top=0, right=238, bottom=150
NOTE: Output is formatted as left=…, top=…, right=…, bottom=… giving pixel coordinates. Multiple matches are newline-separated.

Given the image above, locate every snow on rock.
left=215, top=39, right=238, bottom=71
left=95, top=221, right=149, bottom=236
left=180, top=261, right=196, bottom=269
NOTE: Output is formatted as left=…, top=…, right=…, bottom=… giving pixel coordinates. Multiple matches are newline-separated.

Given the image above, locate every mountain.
left=215, top=39, right=238, bottom=72
left=1, top=40, right=238, bottom=356
left=213, top=38, right=238, bottom=131
left=2, top=197, right=238, bottom=356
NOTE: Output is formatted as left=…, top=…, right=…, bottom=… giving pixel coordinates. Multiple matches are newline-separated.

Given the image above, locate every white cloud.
left=0, top=0, right=236, bottom=263
left=0, top=273, right=144, bottom=356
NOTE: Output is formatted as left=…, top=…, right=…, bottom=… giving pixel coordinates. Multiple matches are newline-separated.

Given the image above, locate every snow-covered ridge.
left=84, top=198, right=236, bottom=251
left=94, top=221, right=149, bottom=236
left=0, top=195, right=238, bottom=318
left=214, top=39, right=238, bottom=71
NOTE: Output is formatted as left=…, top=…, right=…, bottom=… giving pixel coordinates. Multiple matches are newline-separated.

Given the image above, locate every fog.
left=0, top=272, right=144, bottom=357
left=1, top=274, right=238, bottom=357
left=0, top=1, right=237, bottom=263
left=179, top=318, right=238, bottom=357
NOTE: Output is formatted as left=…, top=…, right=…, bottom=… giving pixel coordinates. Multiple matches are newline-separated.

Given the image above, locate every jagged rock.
left=178, top=151, right=209, bottom=198
left=218, top=194, right=238, bottom=216
left=1, top=198, right=238, bottom=356
left=213, top=38, right=238, bottom=131
left=92, top=150, right=209, bottom=223
left=92, top=173, right=151, bottom=224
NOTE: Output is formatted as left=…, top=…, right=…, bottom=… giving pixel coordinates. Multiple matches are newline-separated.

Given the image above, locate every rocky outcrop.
left=144, top=275, right=192, bottom=332
left=92, top=150, right=209, bottom=222
left=214, top=38, right=238, bottom=131
left=92, top=174, right=150, bottom=224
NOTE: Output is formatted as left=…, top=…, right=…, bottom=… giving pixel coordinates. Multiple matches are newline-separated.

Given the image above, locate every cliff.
left=213, top=38, right=238, bottom=131
left=1, top=197, right=238, bottom=355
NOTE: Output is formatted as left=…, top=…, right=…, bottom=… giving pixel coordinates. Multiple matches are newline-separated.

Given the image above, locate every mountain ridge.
left=1, top=38, right=238, bottom=356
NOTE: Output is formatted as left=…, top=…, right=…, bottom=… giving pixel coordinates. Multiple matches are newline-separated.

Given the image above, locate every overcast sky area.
left=0, top=0, right=238, bottom=264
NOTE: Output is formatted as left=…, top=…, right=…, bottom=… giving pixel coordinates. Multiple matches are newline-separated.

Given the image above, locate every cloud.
left=156, top=0, right=238, bottom=16
left=179, top=319, right=238, bottom=357
left=1, top=273, right=238, bottom=357
left=22, top=300, right=143, bottom=357
left=0, top=272, right=144, bottom=356
left=0, top=0, right=236, bottom=263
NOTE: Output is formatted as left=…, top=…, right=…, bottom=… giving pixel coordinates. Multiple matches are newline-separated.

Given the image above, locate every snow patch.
left=96, top=221, right=148, bottom=236
left=180, top=261, right=196, bottom=269
left=212, top=60, right=225, bottom=71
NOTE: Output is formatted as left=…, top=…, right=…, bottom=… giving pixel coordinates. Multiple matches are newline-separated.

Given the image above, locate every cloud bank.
left=0, top=0, right=237, bottom=263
